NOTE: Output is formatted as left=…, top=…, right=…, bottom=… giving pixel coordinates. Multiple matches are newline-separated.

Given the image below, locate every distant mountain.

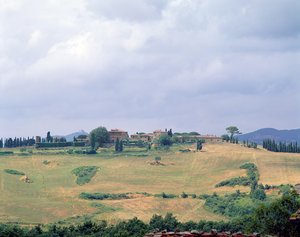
left=63, top=130, right=88, bottom=142
left=237, top=128, right=300, bottom=144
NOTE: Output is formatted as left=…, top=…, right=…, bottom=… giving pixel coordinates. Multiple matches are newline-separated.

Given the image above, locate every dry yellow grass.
left=0, top=143, right=300, bottom=224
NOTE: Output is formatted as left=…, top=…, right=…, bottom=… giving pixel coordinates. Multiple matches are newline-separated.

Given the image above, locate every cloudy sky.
left=0, top=0, right=300, bottom=137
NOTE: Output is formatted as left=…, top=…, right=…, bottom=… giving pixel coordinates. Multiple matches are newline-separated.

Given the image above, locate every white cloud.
left=0, top=0, right=299, bottom=137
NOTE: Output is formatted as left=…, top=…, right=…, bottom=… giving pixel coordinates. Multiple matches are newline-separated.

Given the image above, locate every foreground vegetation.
left=0, top=193, right=300, bottom=236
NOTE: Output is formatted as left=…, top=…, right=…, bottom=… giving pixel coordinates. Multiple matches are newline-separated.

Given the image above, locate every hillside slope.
left=237, top=128, right=300, bottom=144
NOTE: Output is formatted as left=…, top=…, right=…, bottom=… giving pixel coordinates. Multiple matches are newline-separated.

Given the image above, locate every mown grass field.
left=0, top=143, right=300, bottom=225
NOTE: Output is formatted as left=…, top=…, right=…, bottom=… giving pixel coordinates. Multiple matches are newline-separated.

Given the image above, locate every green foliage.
left=155, top=156, right=161, bottom=161
left=4, top=169, right=25, bottom=176
left=0, top=194, right=300, bottom=236
left=202, top=191, right=260, bottom=217
left=196, top=140, right=203, bottom=150
left=154, top=192, right=177, bottom=199
left=216, top=163, right=259, bottom=188
left=248, top=194, right=300, bottom=236
left=42, top=160, right=50, bottom=165
left=250, top=188, right=266, bottom=201
left=226, top=126, right=241, bottom=143
left=0, top=151, right=14, bottom=156
left=221, top=134, right=230, bottom=142
left=158, top=135, right=173, bottom=146
left=36, top=142, right=73, bottom=148
left=181, top=192, right=188, bottom=198
left=149, top=213, right=179, bottom=232
left=72, top=166, right=98, bottom=185
left=191, top=194, right=197, bottom=198
left=89, top=126, right=109, bottom=149
left=115, top=138, right=123, bottom=152
left=79, top=192, right=130, bottom=200
left=215, top=176, right=251, bottom=187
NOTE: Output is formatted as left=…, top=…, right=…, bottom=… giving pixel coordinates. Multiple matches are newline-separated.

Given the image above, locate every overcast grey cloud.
left=0, top=0, right=300, bottom=137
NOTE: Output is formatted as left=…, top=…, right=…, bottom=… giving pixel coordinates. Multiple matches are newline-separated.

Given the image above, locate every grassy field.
left=0, top=143, right=300, bottom=225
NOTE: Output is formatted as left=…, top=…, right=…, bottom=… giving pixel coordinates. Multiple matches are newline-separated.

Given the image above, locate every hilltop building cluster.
left=34, top=128, right=222, bottom=146
left=105, top=128, right=222, bottom=144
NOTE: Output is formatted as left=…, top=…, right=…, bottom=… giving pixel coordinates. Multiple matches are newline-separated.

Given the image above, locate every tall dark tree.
left=46, top=131, right=53, bottom=143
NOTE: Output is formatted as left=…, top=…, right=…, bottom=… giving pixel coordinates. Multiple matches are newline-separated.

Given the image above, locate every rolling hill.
left=237, top=128, right=300, bottom=144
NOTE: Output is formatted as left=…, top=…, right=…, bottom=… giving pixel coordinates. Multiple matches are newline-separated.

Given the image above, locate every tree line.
left=0, top=137, right=35, bottom=148
left=263, top=139, right=300, bottom=153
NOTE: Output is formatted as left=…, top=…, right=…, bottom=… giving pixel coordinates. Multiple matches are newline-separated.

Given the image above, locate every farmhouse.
left=130, top=133, right=153, bottom=142
left=200, top=135, right=222, bottom=143
left=175, top=135, right=222, bottom=143
left=153, top=129, right=168, bottom=139
left=109, top=129, right=129, bottom=142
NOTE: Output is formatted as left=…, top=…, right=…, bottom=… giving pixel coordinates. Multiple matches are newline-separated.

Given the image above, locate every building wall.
left=109, top=130, right=129, bottom=142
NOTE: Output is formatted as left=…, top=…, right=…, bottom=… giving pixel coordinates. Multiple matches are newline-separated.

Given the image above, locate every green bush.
left=36, top=142, right=73, bottom=148
left=154, top=192, right=177, bottom=199
left=191, top=194, right=197, bottom=198
left=181, top=192, right=188, bottom=198
left=215, top=163, right=259, bottom=188
left=4, top=169, right=25, bottom=176
left=79, top=192, right=130, bottom=200
left=0, top=151, right=14, bottom=156
left=72, top=166, right=98, bottom=185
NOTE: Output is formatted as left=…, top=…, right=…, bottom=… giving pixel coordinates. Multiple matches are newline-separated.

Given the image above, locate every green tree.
left=196, top=140, right=203, bottom=150
left=226, top=126, right=241, bottom=142
left=46, top=131, right=53, bottom=143
left=158, top=135, right=172, bottom=146
left=89, top=127, right=109, bottom=149
left=115, top=138, right=120, bottom=152
left=221, top=134, right=230, bottom=142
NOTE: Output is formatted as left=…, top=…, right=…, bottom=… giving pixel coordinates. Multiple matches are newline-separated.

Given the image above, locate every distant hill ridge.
left=237, top=128, right=300, bottom=144
left=62, top=130, right=88, bottom=142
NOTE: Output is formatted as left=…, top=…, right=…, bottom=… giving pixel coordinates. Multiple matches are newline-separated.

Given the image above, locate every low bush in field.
left=72, top=166, right=98, bottom=185
left=154, top=192, right=177, bottom=199
left=79, top=192, right=130, bottom=200
left=0, top=151, right=14, bottom=156
left=4, top=169, right=25, bottom=176
left=215, top=176, right=251, bottom=187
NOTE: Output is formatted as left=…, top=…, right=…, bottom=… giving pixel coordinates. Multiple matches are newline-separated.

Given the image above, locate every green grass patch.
left=72, top=166, right=98, bottom=185
left=90, top=203, right=120, bottom=213
left=4, top=169, right=25, bottom=176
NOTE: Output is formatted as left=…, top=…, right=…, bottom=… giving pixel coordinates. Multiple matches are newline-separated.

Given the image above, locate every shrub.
left=155, top=156, right=161, bottom=162
left=79, top=192, right=130, bottom=200
left=158, top=135, right=173, bottom=146
left=191, top=194, right=197, bottom=198
left=0, top=151, right=14, bottom=156
left=4, top=169, right=25, bottom=176
left=181, top=192, right=188, bottom=198
left=154, top=192, right=177, bottom=199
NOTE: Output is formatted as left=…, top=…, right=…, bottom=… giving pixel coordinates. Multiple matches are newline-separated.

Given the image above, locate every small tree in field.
left=158, top=135, right=172, bottom=146
left=196, top=140, right=203, bottom=151
left=155, top=156, right=161, bottom=162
